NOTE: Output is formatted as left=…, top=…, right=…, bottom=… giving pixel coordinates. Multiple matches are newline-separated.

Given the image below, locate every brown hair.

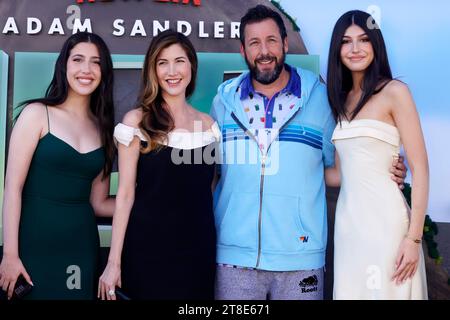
left=137, top=29, right=198, bottom=153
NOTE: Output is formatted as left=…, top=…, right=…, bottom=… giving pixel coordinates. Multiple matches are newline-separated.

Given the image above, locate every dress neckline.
left=168, top=121, right=220, bottom=135
left=339, top=119, right=399, bottom=134
left=42, top=133, right=103, bottom=155
left=333, top=118, right=401, bottom=147
left=166, top=122, right=220, bottom=150
left=114, top=122, right=220, bottom=150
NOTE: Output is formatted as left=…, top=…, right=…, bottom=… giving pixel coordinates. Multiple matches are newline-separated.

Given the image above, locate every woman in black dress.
left=98, top=30, right=218, bottom=300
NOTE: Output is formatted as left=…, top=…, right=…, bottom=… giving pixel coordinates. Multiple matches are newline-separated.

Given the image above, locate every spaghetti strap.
left=45, top=105, right=50, bottom=133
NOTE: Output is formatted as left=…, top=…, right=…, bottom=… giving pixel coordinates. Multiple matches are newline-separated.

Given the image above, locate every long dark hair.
left=20, top=32, right=115, bottom=177
left=327, top=10, right=393, bottom=122
left=137, top=29, right=198, bottom=153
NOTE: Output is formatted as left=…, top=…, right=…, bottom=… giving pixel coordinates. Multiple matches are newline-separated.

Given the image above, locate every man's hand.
left=390, top=155, right=407, bottom=189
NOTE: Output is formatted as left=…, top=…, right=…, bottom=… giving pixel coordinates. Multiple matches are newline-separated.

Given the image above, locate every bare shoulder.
left=18, top=102, right=46, bottom=118
left=16, top=103, right=47, bottom=127
left=382, top=80, right=417, bottom=115
left=384, top=80, right=412, bottom=100
left=196, top=110, right=215, bottom=129
left=122, top=108, right=143, bottom=127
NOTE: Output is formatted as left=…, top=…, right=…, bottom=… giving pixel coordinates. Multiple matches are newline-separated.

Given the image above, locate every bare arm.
left=0, top=104, right=45, bottom=297
left=202, top=112, right=220, bottom=194
left=325, top=152, right=341, bottom=187
left=107, top=136, right=139, bottom=265
left=392, top=83, right=429, bottom=240
left=90, top=171, right=115, bottom=218
left=98, top=110, right=141, bottom=300
left=389, top=82, right=429, bottom=283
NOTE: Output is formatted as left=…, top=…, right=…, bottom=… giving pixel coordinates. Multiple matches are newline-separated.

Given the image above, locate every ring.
left=108, top=289, right=115, bottom=296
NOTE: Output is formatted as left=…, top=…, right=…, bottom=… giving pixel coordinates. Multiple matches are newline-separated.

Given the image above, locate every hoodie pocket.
left=262, top=194, right=306, bottom=253
left=217, top=192, right=259, bottom=250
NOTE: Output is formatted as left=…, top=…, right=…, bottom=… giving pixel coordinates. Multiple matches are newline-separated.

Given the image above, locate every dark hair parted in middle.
left=327, top=10, right=393, bottom=122
left=239, top=4, right=287, bottom=45
left=21, top=32, right=115, bottom=177
left=137, top=29, right=198, bottom=153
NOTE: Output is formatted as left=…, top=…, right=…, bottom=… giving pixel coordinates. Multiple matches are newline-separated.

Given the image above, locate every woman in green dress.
left=0, top=32, right=115, bottom=300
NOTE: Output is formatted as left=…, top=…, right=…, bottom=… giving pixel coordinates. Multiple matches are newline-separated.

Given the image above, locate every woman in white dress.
left=325, top=10, right=428, bottom=299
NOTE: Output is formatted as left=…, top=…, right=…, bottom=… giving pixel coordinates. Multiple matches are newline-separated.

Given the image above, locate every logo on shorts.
left=299, top=275, right=318, bottom=293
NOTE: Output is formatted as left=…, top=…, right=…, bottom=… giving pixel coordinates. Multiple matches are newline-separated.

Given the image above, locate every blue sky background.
left=279, top=0, right=450, bottom=222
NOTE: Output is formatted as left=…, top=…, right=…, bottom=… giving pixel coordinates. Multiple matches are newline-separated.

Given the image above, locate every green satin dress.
left=18, top=109, right=104, bottom=300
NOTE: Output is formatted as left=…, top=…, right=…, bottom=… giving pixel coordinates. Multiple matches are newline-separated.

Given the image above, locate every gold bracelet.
left=405, top=235, right=422, bottom=244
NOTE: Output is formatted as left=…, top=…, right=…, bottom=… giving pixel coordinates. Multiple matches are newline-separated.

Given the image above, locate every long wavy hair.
left=137, top=29, right=198, bottom=153
left=327, top=10, right=393, bottom=122
left=20, top=32, right=115, bottom=177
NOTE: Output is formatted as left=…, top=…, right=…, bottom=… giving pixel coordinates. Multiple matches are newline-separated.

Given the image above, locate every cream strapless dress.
left=332, top=119, right=428, bottom=300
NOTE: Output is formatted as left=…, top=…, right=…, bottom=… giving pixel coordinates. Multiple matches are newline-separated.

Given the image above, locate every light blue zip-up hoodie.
left=210, top=67, right=336, bottom=271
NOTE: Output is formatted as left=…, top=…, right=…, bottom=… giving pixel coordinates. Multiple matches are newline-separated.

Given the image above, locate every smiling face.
left=340, top=24, right=374, bottom=73
left=66, top=42, right=101, bottom=98
left=241, top=18, right=288, bottom=85
left=156, top=43, right=192, bottom=99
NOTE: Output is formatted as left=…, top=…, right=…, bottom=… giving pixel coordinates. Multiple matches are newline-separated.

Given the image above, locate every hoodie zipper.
left=231, top=107, right=302, bottom=268
left=256, top=155, right=266, bottom=268
left=231, top=113, right=264, bottom=268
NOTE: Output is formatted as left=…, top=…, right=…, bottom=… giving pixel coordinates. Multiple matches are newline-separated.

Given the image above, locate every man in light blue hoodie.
left=210, top=5, right=405, bottom=300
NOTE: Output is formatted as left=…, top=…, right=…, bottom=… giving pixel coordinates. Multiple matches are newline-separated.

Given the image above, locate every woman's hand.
left=392, top=237, right=420, bottom=285
left=0, top=254, right=33, bottom=299
left=98, top=261, right=121, bottom=301
left=390, top=155, right=407, bottom=189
